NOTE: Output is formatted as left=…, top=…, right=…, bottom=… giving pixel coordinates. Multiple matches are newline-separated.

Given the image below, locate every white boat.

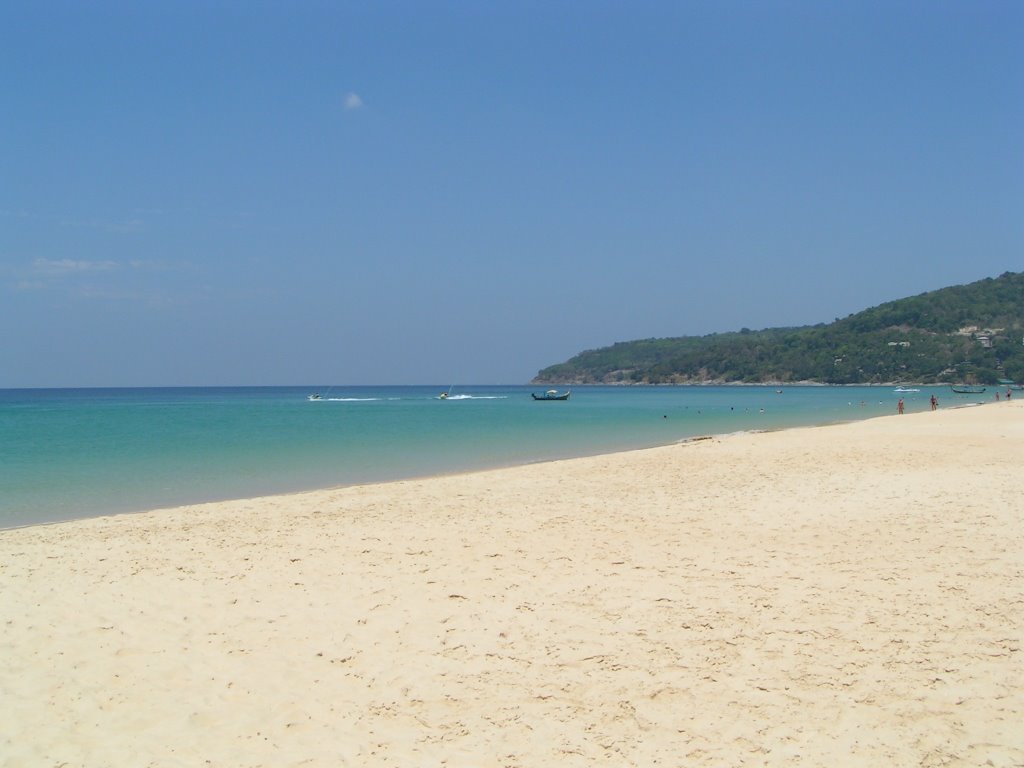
left=893, top=387, right=920, bottom=393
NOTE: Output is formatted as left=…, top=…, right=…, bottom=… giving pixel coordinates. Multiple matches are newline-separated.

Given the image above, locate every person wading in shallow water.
left=898, top=398, right=905, bottom=414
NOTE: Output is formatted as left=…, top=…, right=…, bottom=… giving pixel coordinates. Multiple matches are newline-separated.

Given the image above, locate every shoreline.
left=3, top=383, right=985, bottom=532
left=529, top=380, right=1003, bottom=387
left=3, top=401, right=1022, bottom=766
left=2, top=390, right=980, bottom=535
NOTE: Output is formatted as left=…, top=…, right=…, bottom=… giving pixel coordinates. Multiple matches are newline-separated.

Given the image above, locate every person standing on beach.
left=898, top=398, right=905, bottom=414
left=930, top=394, right=938, bottom=411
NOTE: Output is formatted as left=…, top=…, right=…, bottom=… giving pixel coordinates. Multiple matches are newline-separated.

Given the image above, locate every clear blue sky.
left=3, top=1, right=1022, bottom=386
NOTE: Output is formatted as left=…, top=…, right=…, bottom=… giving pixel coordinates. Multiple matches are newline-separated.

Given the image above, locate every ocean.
left=0, top=384, right=969, bottom=529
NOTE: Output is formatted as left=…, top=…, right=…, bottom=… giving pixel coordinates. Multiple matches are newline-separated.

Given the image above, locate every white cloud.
left=32, top=258, right=118, bottom=276
left=344, top=92, right=364, bottom=110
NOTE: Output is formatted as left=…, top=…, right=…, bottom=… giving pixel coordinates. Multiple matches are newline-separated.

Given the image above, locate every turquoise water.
left=0, top=385, right=965, bottom=529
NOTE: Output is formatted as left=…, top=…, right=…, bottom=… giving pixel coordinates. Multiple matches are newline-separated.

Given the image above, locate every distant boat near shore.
left=894, top=387, right=920, bottom=393
left=950, top=385, right=986, bottom=394
left=532, top=389, right=571, bottom=401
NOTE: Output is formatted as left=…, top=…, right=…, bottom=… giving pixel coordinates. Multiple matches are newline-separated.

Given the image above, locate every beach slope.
left=2, top=402, right=1022, bottom=766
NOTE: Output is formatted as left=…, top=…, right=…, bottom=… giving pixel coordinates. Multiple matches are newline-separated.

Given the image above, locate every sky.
left=2, top=1, right=1022, bottom=387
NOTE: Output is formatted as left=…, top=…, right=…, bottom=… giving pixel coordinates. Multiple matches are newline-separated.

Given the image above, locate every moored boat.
left=950, top=385, right=986, bottom=394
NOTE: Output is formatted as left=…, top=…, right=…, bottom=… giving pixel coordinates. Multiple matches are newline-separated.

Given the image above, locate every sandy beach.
left=2, top=401, right=1022, bottom=767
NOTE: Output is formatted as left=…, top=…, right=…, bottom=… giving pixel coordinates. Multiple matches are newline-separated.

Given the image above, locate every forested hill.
left=532, top=271, right=1024, bottom=386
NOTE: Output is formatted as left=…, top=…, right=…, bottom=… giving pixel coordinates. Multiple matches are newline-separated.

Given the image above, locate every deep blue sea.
left=1, top=384, right=970, bottom=529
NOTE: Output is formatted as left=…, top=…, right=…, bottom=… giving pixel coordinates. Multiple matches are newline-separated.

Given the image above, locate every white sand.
left=2, top=401, right=1022, bottom=767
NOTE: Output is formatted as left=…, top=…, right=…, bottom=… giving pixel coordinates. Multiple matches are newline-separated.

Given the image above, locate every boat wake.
left=441, top=394, right=508, bottom=401
left=312, top=395, right=510, bottom=403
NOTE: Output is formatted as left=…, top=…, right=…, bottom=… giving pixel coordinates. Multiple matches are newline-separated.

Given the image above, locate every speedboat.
left=308, top=393, right=322, bottom=400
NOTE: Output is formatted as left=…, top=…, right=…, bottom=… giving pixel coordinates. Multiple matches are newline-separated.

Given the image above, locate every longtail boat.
left=531, top=389, right=571, bottom=401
